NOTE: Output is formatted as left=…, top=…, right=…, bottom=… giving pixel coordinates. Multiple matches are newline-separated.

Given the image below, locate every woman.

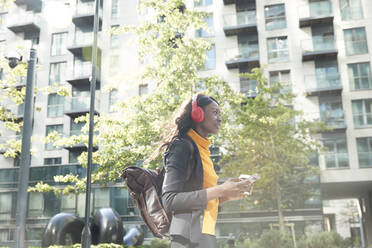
left=160, top=94, right=253, bottom=247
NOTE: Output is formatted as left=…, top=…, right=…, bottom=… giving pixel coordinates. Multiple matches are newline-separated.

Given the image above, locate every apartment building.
left=0, top=0, right=371, bottom=246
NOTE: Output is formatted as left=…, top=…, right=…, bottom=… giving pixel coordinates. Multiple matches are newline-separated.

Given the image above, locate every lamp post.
left=81, top=0, right=100, bottom=246
left=13, top=47, right=37, bottom=248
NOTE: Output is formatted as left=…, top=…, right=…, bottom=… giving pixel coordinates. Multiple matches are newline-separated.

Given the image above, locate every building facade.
left=0, top=0, right=371, bottom=246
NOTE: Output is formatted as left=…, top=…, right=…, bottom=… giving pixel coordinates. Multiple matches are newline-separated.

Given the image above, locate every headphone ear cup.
left=191, top=106, right=204, bottom=123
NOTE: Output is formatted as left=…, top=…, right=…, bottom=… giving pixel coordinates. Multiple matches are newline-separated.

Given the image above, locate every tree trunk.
left=276, top=180, right=285, bottom=233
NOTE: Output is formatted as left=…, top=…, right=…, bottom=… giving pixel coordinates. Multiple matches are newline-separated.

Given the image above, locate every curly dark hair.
left=147, top=94, right=218, bottom=162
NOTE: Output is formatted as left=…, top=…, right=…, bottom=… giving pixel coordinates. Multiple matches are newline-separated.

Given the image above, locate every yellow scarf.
left=187, top=129, right=219, bottom=235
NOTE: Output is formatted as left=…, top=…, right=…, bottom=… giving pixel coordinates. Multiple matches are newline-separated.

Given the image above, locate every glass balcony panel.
left=64, top=96, right=100, bottom=113
left=6, top=11, right=41, bottom=28
left=309, top=1, right=332, bottom=17
left=304, top=72, right=341, bottom=92
left=223, top=11, right=256, bottom=27
left=358, top=152, right=372, bottom=167
left=337, top=153, right=349, bottom=168
left=240, top=79, right=259, bottom=96
left=76, top=1, right=95, bottom=15
left=225, top=44, right=259, bottom=61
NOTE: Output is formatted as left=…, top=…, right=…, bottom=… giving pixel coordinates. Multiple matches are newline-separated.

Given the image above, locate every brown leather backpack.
left=121, top=138, right=195, bottom=238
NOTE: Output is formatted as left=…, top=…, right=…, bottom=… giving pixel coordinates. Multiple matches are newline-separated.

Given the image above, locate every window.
left=44, top=157, right=62, bottom=165
left=357, top=137, right=372, bottom=168
left=348, top=62, right=372, bottom=90
left=324, top=138, right=349, bottom=168
left=61, top=194, right=76, bottom=214
left=264, top=4, right=286, bottom=30
left=110, top=25, right=120, bottom=48
left=69, top=151, right=82, bottom=164
left=50, top=32, right=67, bottom=56
left=269, top=70, right=291, bottom=93
left=93, top=188, right=110, bottom=212
left=204, top=44, right=216, bottom=70
left=344, top=27, right=368, bottom=55
left=194, top=0, right=212, bottom=7
left=111, top=0, right=119, bottom=18
left=340, top=0, right=363, bottom=20
left=196, top=15, right=214, bottom=38
left=352, top=99, right=372, bottom=127
left=238, top=33, right=259, bottom=60
left=309, top=0, right=332, bottom=17
left=0, top=193, right=12, bottom=220
left=139, top=84, right=148, bottom=96
left=111, top=187, right=126, bottom=215
left=49, top=62, right=67, bottom=85
left=71, top=118, right=85, bottom=136
left=109, top=89, right=118, bottom=112
left=267, top=37, right=288, bottom=63
left=28, top=193, right=43, bottom=218
left=47, top=93, right=64, bottom=117
left=45, top=124, right=63, bottom=150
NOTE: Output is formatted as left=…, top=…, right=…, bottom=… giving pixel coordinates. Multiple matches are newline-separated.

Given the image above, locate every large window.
left=357, top=137, right=372, bottom=168
left=28, top=193, right=43, bottom=218
left=93, top=188, right=110, bottom=212
left=264, top=4, right=286, bottom=30
left=47, top=93, right=64, bottom=117
left=319, top=101, right=344, bottom=127
left=340, top=0, right=363, bottom=20
left=61, top=194, right=76, bottom=214
left=110, top=25, right=120, bottom=48
left=309, top=0, right=332, bottom=17
left=352, top=99, right=372, bottom=127
left=45, top=124, right=63, bottom=150
left=195, top=14, right=214, bottom=38
left=348, top=62, right=372, bottom=90
left=267, top=36, right=288, bottom=63
left=50, top=32, right=67, bottom=56
left=324, top=138, right=349, bottom=168
left=111, top=0, right=119, bottom=19
left=269, top=70, right=291, bottom=93
left=71, top=118, right=85, bottom=136
left=49, top=62, right=66, bottom=85
left=194, top=0, right=212, bottom=7
left=139, top=84, right=148, bottom=96
left=204, top=44, right=216, bottom=70
left=0, top=193, right=12, bottom=220
left=344, top=27, right=368, bottom=55
left=44, top=157, right=62, bottom=165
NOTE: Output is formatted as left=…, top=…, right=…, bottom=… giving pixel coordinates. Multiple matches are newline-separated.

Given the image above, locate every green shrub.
left=258, top=230, right=294, bottom=248
left=297, top=231, right=349, bottom=248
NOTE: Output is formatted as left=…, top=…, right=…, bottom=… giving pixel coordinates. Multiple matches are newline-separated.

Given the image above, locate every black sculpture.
left=41, top=213, right=84, bottom=247
left=91, top=208, right=125, bottom=244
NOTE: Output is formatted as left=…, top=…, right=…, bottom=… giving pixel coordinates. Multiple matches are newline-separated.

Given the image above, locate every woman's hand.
left=206, top=178, right=253, bottom=202
left=218, top=178, right=254, bottom=204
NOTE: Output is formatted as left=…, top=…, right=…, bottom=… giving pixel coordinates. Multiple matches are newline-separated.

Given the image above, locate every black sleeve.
left=162, top=139, right=207, bottom=213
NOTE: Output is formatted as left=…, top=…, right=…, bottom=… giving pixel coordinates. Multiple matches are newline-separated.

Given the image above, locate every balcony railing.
left=223, top=11, right=256, bottom=27
left=225, top=45, right=259, bottom=62
left=304, top=72, right=341, bottom=94
left=301, top=36, right=336, bottom=53
left=64, top=96, right=100, bottom=114
left=298, top=1, right=333, bottom=28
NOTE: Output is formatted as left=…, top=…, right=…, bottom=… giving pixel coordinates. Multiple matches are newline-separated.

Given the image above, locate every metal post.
left=81, top=0, right=99, bottom=246
left=15, top=48, right=36, bottom=248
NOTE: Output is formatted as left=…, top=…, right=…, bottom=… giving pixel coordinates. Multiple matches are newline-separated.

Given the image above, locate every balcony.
left=66, top=64, right=101, bottom=89
left=73, top=1, right=102, bottom=29
left=304, top=73, right=342, bottom=97
left=223, top=11, right=257, bottom=36
left=62, top=130, right=98, bottom=152
left=225, top=45, right=259, bottom=69
left=305, top=111, right=346, bottom=133
left=301, top=36, right=337, bottom=61
left=64, top=96, right=100, bottom=118
left=7, top=11, right=40, bottom=35
left=298, top=1, right=333, bottom=28
left=67, top=32, right=102, bottom=62
left=1, top=103, right=24, bottom=123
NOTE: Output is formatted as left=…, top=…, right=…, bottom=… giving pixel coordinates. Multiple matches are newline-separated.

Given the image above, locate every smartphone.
left=239, top=173, right=260, bottom=183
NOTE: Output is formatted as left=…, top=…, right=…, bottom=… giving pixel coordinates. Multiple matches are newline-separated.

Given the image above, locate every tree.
left=220, top=68, right=324, bottom=232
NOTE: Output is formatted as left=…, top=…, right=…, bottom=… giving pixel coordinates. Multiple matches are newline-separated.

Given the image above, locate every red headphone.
left=191, top=94, right=204, bottom=123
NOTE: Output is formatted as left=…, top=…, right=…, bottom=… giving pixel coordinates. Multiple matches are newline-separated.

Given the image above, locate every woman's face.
left=199, top=101, right=222, bottom=135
